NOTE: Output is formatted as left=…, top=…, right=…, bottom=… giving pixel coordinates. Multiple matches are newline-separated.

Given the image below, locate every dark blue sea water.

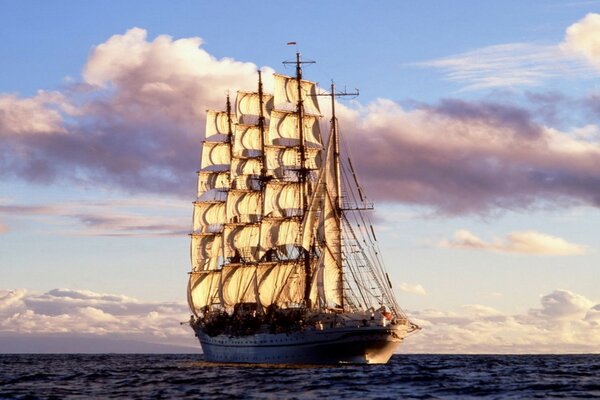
left=0, top=354, right=598, bottom=399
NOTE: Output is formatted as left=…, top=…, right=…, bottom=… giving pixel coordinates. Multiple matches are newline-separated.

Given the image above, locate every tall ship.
left=187, top=53, right=419, bottom=364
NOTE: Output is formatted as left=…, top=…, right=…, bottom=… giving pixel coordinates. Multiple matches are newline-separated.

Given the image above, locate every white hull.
left=193, top=324, right=408, bottom=364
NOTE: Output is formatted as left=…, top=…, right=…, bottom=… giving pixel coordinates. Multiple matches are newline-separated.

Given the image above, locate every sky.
left=1, top=0, right=600, bottom=353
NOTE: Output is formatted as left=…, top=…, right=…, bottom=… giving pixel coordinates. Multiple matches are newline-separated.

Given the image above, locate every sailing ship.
left=187, top=53, right=419, bottom=364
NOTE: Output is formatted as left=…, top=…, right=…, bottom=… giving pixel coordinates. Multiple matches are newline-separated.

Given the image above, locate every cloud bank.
left=440, top=229, right=586, bottom=255
left=405, top=289, right=600, bottom=354
left=2, top=18, right=600, bottom=215
left=0, top=28, right=263, bottom=196
left=1, top=287, right=597, bottom=354
left=0, top=288, right=196, bottom=352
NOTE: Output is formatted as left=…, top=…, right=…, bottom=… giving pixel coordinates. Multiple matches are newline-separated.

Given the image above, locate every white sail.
left=273, top=73, right=320, bottom=116
left=230, top=157, right=261, bottom=191
left=233, top=124, right=262, bottom=157
left=226, top=190, right=261, bottom=223
left=188, top=271, right=221, bottom=314
left=299, top=127, right=343, bottom=306
left=221, top=265, right=257, bottom=308
left=317, top=242, right=343, bottom=307
left=268, top=110, right=322, bottom=148
left=236, top=91, right=274, bottom=124
left=257, top=262, right=305, bottom=307
left=193, top=201, right=226, bottom=233
left=197, top=171, right=230, bottom=196
left=260, top=217, right=300, bottom=254
left=223, top=224, right=261, bottom=262
left=264, top=182, right=302, bottom=218
left=191, top=233, right=223, bottom=271
left=231, top=157, right=261, bottom=176
left=201, top=141, right=231, bottom=170
left=265, top=146, right=321, bottom=178
left=205, top=110, right=236, bottom=138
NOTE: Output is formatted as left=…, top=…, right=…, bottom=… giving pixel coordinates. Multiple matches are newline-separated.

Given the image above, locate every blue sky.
left=1, top=1, right=600, bottom=353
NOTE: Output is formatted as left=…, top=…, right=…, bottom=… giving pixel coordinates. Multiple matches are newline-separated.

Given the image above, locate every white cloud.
left=440, top=229, right=586, bottom=255
left=4, top=27, right=600, bottom=216
left=404, top=289, right=600, bottom=354
left=418, top=43, right=589, bottom=91
left=0, top=288, right=196, bottom=349
left=0, top=91, right=72, bottom=136
left=419, top=14, right=600, bottom=90
left=530, top=289, right=595, bottom=320
left=1, top=288, right=598, bottom=353
left=563, top=13, right=600, bottom=69
left=398, top=282, right=427, bottom=295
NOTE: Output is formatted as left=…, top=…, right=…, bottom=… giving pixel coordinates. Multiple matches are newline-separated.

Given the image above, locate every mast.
left=223, top=93, right=234, bottom=269
left=329, top=82, right=344, bottom=309
left=258, top=70, right=267, bottom=182
left=330, top=83, right=342, bottom=212
left=293, top=52, right=312, bottom=307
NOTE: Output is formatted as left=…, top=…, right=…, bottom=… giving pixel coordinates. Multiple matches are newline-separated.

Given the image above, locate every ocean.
left=1, top=354, right=598, bottom=399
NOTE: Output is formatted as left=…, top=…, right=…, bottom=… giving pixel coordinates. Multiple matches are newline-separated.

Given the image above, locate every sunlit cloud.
left=405, top=289, right=600, bottom=354
left=2, top=287, right=597, bottom=354
left=0, top=288, right=195, bottom=350
left=341, top=99, right=600, bottom=214
left=0, top=27, right=267, bottom=195
left=398, top=282, right=427, bottom=296
left=440, top=229, right=587, bottom=255
left=0, top=91, right=73, bottom=136
left=2, top=26, right=600, bottom=216
left=562, top=13, right=600, bottom=70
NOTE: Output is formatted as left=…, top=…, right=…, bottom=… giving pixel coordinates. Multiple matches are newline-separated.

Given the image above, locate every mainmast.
left=223, top=92, right=234, bottom=268
left=286, top=52, right=314, bottom=307
left=257, top=70, right=268, bottom=182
